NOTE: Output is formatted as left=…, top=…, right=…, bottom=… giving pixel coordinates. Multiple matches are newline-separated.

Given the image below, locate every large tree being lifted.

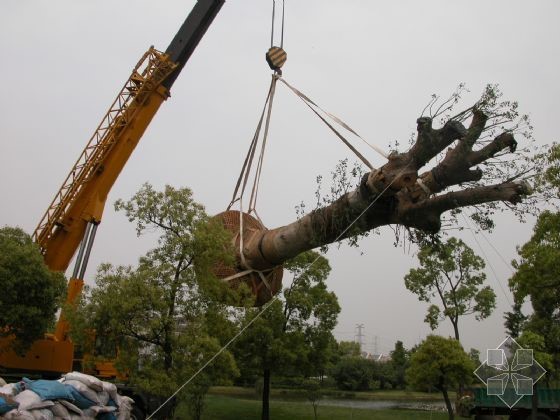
left=216, top=85, right=537, bottom=304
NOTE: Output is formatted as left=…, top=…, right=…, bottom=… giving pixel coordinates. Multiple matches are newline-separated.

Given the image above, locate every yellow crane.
left=0, top=0, right=225, bottom=378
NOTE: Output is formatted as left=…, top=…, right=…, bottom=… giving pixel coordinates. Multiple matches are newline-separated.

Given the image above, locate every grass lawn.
left=176, top=394, right=450, bottom=420
left=209, top=385, right=454, bottom=402
left=209, top=386, right=455, bottom=402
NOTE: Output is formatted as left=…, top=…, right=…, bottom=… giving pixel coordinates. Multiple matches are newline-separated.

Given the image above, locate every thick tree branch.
left=464, top=108, right=489, bottom=148
left=408, top=117, right=467, bottom=169
left=407, top=181, right=532, bottom=220
left=469, top=132, right=517, bottom=166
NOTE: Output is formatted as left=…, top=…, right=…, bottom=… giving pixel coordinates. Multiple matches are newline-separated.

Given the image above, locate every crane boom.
left=35, top=0, right=224, bottom=272
left=34, top=48, right=176, bottom=270
left=1, top=0, right=225, bottom=376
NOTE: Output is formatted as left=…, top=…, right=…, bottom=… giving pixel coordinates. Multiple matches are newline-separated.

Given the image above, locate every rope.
left=277, top=76, right=389, bottom=162
left=249, top=75, right=278, bottom=216
left=227, top=73, right=391, bottom=295
left=280, top=0, right=285, bottom=49
left=416, top=177, right=431, bottom=195
left=228, top=77, right=276, bottom=210
left=224, top=74, right=280, bottom=294
left=270, top=0, right=286, bottom=48
left=146, top=164, right=412, bottom=420
left=270, top=0, right=275, bottom=48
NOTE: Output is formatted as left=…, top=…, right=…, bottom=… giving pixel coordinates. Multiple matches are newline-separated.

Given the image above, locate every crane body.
left=0, top=0, right=225, bottom=378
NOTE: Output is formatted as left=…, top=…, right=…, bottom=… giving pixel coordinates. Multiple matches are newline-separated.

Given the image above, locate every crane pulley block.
left=266, top=46, right=287, bottom=72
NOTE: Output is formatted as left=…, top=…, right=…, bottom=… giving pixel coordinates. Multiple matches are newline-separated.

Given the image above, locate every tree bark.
left=452, top=321, right=460, bottom=342
left=262, top=367, right=271, bottom=420
left=442, top=387, right=454, bottom=420
left=236, top=112, right=531, bottom=271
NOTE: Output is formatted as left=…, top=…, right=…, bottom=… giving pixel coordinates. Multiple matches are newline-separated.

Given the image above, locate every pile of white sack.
left=0, top=372, right=134, bottom=420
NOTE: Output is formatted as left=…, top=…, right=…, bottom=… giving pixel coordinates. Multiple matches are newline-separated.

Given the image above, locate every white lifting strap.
left=277, top=76, right=389, bottom=166
left=222, top=75, right=279, bottom=294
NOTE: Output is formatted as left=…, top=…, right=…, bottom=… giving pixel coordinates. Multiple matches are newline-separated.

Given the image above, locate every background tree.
left=390, top=340, right=409, bottom=389
left=534, top=142, right=560, bottom=199
left=509, top=210, right=560, bottom=378
left=517, top=331, right=554, bottom=383
left=70, top=184, right=239, bottom=418
left=503, top=301, right=527, bottom=339
left=0, top=226, right=66, bottom=354
left=468, top=348, right=481, bottom=366
left=303, top=379, right=321, bottom=420
left=407, top=335, right=474, bottom=420
left=336, top=340, right=361, bottom=358
left=330, top=356, right=375, bottom=391
left=372, top=359, right=396, bottom=390
left=404, top=237, right=496, bottom=341
left=233, top=251, right=339, bottom=420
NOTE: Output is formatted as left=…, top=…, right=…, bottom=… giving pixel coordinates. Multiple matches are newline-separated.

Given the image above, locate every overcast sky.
left=1, top=0, right=559, bottom=357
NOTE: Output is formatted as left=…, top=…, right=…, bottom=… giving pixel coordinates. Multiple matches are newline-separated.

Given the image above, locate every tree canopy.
left=404, top=237, right=496, bottom=341
left=70, top=184, right=240, bottom=419
left=509, top=210, right=560, bottom=378
left=232, top=250, right=340, bottom=420
left=407, top=335, right=474, bottom=420
left=0, top=226, right=66, bottom=354
left=390, top=340, right=409, bottom=389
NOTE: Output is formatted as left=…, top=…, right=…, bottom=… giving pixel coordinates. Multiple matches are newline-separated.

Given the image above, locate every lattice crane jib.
left=33, top=49, right=176, bottom=271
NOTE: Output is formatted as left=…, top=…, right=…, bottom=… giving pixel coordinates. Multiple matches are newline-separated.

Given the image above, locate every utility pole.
left=355, top=323, right=365, bottom=353
left=373, top=335, right=379, bottom=355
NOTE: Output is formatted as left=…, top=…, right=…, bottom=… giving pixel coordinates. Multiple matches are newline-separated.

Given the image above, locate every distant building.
left=363, top=352, right=391, bottom=363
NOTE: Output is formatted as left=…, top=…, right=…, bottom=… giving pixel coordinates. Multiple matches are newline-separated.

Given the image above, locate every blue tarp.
left=97, top=399, right=118, bottom=420
left=63, top=384, right=96, bottom=409
left=22, top=378, right=74, bottom=402
left=0, top=396, right=18, bottom=415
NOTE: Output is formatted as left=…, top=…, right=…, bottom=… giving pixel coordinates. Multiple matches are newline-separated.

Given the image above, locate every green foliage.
left=510, top=211, right=560, bottom=300
left=404, top=237, right=496, bottom=341
left=0, top=226, right=66, bottom=354
left=232, top=251, right=340, bottom=418
left=337, top=340, right=361, bottom=358
left=516, top=331, right=554, bottom=375
left=331, top=357, right=375, bottom=391
left=503, top=301, right=527, bottom=339
left=390, top=341, right=409, bottom=389
left=70, top=184, right=239, bottom=412
left=509, top=210, right=560, bottom=378
left=373, top=360, right=397, bottom=390
left=234, top=252, right=340, bottom=380
left=467, top=348, right=481, bottom=366
left=407, top=335, right=474, bottom=390
left=295, top=158, right=371, bottom=251
left=407, top=335, right=474, bottom=419
left=534, top=142, right=560, bottom=200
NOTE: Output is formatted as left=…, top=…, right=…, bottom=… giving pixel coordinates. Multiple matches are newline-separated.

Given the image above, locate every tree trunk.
left=236, top=113, right=531, bottom=272
left=162, top=260, right=184, bottom=372
left=312, top=402, right=318, bottom=420
left=261, top=367, right=271, bottom=420
left=163, top=341, right=173, bottom=372
left=452, top=320, right=464, bottom=394
left=442, top=387, right=454, bottom=420
left=452, top=320, right=460, bottom=342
